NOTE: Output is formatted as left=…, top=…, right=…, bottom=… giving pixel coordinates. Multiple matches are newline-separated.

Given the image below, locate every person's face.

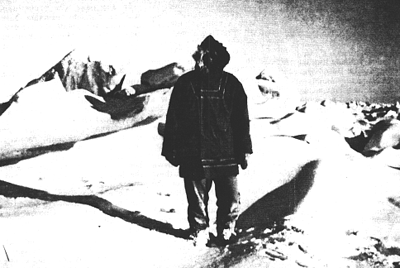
left=194, top=47, right=214, bottom=75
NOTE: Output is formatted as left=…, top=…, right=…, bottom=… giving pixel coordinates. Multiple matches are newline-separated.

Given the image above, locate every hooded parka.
left=162, top=69, right=252, bottom=179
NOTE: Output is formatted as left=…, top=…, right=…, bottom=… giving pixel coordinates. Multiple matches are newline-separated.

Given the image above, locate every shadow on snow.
left=0, top=180, right=188, bottom=239
left=0, top=115, right=160, bottom=168
left=237, top=160, right=319, bottom=230
left=200, top=160, right=320, bottom=268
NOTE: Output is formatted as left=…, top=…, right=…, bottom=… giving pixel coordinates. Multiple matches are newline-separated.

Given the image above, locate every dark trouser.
left=184, top=175, right=240, bottom=235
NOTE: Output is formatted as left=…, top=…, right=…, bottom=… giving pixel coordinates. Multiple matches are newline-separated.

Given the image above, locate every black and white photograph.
left=1, top=0, right=400, bottom=267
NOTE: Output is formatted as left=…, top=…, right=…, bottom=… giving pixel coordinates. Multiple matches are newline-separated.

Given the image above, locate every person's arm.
left=232, top=79, right=253, bottom=169
left=161, top=79, right=182, bottom=167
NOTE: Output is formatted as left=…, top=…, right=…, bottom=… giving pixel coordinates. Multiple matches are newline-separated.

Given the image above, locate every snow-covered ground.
left=1, top=1, right=400, bottom=267
left=1, top=84, right=400, bottom=267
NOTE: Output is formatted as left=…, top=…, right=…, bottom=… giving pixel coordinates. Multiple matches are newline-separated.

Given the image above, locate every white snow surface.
left=0, top=56, right=399, bottom=268
left=0, top=84, right=399, bottom=267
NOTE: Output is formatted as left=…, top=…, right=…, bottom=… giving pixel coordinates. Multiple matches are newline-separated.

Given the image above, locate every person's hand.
left=240, top=154, right=250, bottom=170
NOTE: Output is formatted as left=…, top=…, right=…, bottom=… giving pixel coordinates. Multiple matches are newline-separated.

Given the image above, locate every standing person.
left=161, top=35, right=252, bottom=246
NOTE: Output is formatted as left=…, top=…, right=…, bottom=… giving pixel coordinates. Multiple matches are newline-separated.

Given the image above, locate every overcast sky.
left=1, top=0, right=399, bottom=103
